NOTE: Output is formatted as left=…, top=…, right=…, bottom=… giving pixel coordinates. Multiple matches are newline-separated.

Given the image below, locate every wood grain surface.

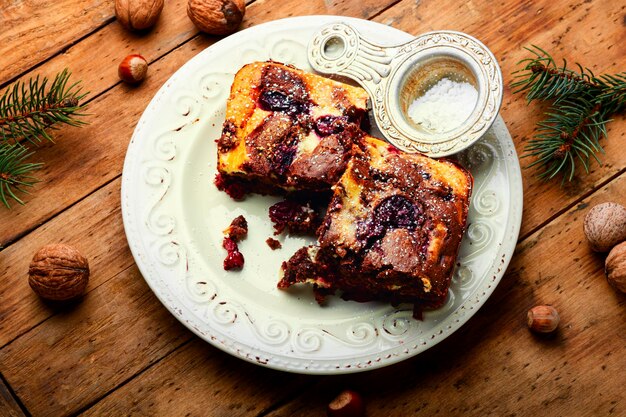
left=0, top=0, right=624, bottom=416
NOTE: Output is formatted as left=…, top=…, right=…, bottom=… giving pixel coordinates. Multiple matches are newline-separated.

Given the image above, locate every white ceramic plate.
left=121, top=16, right=523, bottom=374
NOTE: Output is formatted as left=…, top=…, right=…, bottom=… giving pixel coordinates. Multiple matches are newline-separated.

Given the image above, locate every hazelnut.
left=527, top=305, right=559, bottom=333
left=583, top=202, right=626, bottom=252
left=28, top=244, right=90, bottom=301
left=605, top=241, right=626, bottom=293
left=118, top=54, right=148, bottom=84
left=187, top=0, right=246, bottom=35
left=115, top=0, right=164, bottom=31
left=327, top=390, right=365, bottom=417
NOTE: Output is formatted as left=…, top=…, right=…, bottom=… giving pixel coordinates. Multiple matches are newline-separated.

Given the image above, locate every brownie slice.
left=279, top=136, right=473, bottom=310
left=216, top=61, right=370, bottom=197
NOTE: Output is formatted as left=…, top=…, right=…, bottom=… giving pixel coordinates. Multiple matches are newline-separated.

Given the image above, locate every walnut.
left=115, top=0, right=164, bottom=31
left=583, top=202, right=626, bottom=252
left=605, top=241, right=626, bottom=294
left=187, top=0, right=246, bottom=35
left=28, top=244, right=90, bottom=301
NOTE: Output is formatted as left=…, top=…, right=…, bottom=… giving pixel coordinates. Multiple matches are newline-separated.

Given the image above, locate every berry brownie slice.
left=216, top=61, right=370, bottom=198
left=279, top=136, right=473, bottom=311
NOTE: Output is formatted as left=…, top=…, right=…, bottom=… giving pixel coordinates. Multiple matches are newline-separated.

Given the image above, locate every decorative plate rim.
left=121, top=15, right=523, bottom=374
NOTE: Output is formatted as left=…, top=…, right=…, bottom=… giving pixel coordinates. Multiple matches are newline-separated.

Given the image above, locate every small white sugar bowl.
left=308, top=23, right=503, bottom=158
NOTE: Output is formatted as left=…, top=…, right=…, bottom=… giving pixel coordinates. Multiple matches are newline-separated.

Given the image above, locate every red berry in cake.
left=314, top=115, right=347, bottom=136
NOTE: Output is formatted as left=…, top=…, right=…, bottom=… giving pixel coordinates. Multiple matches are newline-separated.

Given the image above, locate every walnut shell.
left=605, top=241, right=626, bottom=294
left=28, top=244, right=90, bottom=301
left=115, top=0, right=164, bottom=31
left=583, top=202, right=626, bottom=252
left=187, top=0, right=246, bottom=35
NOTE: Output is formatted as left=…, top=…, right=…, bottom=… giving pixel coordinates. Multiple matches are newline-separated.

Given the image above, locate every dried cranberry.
left=222, top=237, right=238, bottom=252
left=222, top=236, right=244, bottom=270
left=223, top=250, right=244, bottom=270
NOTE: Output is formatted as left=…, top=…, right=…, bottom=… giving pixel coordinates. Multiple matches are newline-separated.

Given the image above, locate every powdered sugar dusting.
left=408, top=78, right=477, bottom=134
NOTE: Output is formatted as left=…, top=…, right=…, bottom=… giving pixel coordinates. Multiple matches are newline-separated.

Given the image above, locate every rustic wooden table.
left=1, top=0, right=625, bottom=416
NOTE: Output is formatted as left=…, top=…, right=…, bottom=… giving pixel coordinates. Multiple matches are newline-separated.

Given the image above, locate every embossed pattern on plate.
left=121, top=16, right=523, bottom=374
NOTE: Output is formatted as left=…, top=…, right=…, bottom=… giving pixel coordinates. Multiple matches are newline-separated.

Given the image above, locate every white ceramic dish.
left=121, top=15, right=523, bottom=374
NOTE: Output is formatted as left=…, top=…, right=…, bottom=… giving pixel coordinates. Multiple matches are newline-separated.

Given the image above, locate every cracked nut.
left=527, top=305, right=559, bottom=334
left=115, top=0, right=164, bottom=31
left=583, top=202, right=626, bottom=252
left=605, top=241, right=626, bottom=293
left=118, top=54, right=148, bottom=84
left=327, top=390, right=365, bottom=417
left=28, top=243, right=90, bottom=301
left=187, top=0, right=246, bottom=35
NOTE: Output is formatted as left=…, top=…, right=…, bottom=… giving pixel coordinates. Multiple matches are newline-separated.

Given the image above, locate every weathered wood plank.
left=0, top=261, right=191, bottom=417
left=0, top=178, right=133, bottom=348
left=1, top=0, right=624, bottom=416
left=375, top=0, right=626, bottom=238
left=0, top=375, right=25, bottom=417
left=80, top=340, right=311, bottom=417
left=0, top=0, right=400, bottom=247
left=0, top=0, right=115, bottom=86
left=0, top=0, right=196, bottom=114
left=265, top=174, right=626, bottom=416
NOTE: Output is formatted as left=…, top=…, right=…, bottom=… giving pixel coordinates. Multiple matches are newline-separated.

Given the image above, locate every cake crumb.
left=269, top=200, right=319, bottom=235
left=224, top=215, right=248, bottom=242
left=266, top=237, right=282, bottom=250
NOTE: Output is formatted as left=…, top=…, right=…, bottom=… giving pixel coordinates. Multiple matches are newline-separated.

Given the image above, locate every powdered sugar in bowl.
left=308, top=23, right=503, bottom=158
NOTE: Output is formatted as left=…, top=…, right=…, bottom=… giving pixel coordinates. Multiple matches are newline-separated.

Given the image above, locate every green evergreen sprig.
left=0, top=69, right=87, bottom=208
left=0, top=69, right=88, bottom=144
left=512, top=45, right=625, bottom=181
left=0, top=143, right=42, bottom=207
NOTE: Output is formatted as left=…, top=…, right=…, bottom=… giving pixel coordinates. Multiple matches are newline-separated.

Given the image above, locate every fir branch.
left=523, top=99, right=608, bottom=182
left=0, top=69, right=87, bottom=208
left=0, top=69, right=88, bottom=145
left=0, top=142, right=42, bottom=208
left=511, top=45, right=601, bottom=102
left=513, top=46, right=625, bottom=181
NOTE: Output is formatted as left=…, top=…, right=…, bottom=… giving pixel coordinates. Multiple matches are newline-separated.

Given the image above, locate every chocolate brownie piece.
left=279, top=136, right=473, bottom=310
left=216, top=61, right=370, bottom=197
